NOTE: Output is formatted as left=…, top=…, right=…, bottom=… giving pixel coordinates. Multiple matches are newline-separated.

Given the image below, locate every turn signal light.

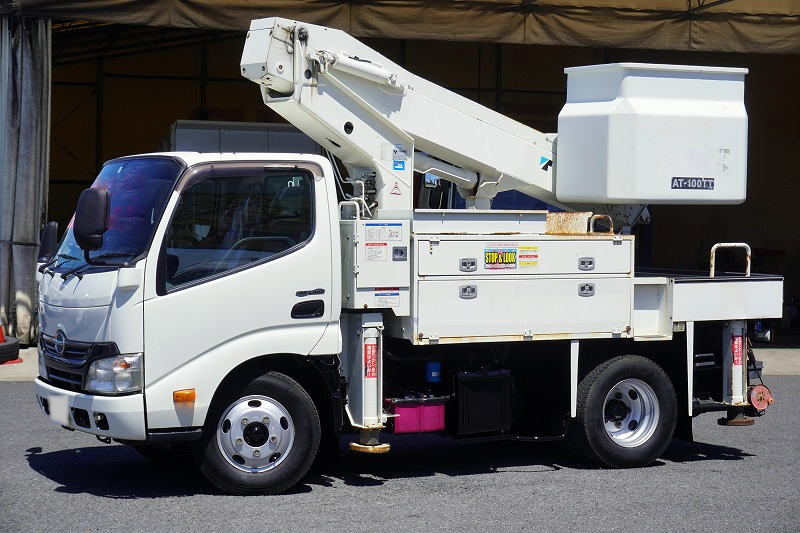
left=173, top=389, right=196, bottom=403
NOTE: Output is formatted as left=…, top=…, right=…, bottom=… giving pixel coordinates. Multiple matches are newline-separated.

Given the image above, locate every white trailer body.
left=31, top=17, right=781, bottom=495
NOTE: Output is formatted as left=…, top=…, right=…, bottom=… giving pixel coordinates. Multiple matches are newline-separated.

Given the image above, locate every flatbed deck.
left=633, top=269, right=783, bottom=330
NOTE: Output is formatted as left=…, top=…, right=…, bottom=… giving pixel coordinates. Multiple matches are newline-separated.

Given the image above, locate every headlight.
left=37, top=344, right=47, bottom=379
left=86, top=353, right=143, bottom=394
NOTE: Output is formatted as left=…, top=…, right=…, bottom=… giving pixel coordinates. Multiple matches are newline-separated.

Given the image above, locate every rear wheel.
left=196, top=371, right=320, bottom=495
left=570, top=355, right=677, bottom=468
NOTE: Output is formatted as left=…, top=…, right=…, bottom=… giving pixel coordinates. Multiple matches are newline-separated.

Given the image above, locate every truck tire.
left=0, top=336, right=20, bottom=363
left=569, top=355, right=677, bottom=468
left=196, top=371, right=321, bottom=495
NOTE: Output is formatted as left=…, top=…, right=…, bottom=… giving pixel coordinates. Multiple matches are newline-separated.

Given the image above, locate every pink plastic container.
left=390, top=400, right=445, bottom=434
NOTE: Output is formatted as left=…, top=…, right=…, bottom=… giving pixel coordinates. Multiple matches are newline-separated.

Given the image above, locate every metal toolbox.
left=411, top=233, right=634, bottom=344
left=415, top=276, right=632, bottom=342
left=417, top=235, right=632, bottom=276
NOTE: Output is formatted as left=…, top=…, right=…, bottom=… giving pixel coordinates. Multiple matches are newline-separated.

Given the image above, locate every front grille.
left=41, top=334, right=92, bottom=362
left=46, top=366, right=83, bottom=392
left=40, top=333, right=120, bottom=393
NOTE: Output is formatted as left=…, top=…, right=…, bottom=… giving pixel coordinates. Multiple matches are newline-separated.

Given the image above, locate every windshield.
left=53, top=157, right=182, bottom=271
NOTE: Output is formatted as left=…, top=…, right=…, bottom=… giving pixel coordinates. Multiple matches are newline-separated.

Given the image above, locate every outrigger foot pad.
left=349, top=428, right=390, bottom=453
left=348, top=442, right=391, bottom=453
left=718, top=410, right=755, bottom=426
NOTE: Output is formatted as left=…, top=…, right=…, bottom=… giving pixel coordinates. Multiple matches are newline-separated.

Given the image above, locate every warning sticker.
left=364, top=343, right=378, bottom=378
left=731, top=335, right=743, bottom=366
left=365, top=242, right=388, bottom=261
left=519, top=245, right=539, bottom=269
left=375, top=288, right=400, bottom=308
left=365, top=223, right=402, bottom=241
left=484, top=248, right=517, bottom=270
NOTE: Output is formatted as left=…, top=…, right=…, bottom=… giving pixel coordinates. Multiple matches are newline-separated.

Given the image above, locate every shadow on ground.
left=25, top=445, right=214, bottom=499
left=25, top=434, right=755, bottom=499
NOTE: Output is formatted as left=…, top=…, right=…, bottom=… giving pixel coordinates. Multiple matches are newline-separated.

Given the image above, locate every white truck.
left=33, top=17, right=781, bottom=495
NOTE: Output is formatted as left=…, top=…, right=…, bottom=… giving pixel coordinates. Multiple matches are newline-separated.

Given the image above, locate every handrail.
left=589, top=214, right=614, bottom=234
left=339, top=200, right=361, bottom=220
left=710, top=242, right=751, bottom=278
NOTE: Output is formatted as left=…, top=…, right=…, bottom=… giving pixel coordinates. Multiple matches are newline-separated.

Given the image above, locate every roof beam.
left=688, top=0, right=736, bottom=13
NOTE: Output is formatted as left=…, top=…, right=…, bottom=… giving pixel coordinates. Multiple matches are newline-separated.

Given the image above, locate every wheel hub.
left=602, top=378, right=660, bottom=448
left=216, top=395, right=295, bottom=473
left=242, top=421, right=269, bottom=447
left=604, top=399, right=629, bottom=422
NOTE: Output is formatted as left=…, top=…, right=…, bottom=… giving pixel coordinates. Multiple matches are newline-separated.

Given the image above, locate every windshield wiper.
left=60, top=263, right=92, bottom=281
left=40, top=253, right=82, bottom=276
left=60, top=252, right=136, bottom=281
left=39, top=253, right=80, bottom=271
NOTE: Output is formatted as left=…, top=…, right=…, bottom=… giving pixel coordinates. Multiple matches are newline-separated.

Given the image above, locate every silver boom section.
left=240, top=17, right=562, bottom=219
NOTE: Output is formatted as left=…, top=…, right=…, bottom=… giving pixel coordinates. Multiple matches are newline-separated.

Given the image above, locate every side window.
left=164, top=170, right=313, bottom=290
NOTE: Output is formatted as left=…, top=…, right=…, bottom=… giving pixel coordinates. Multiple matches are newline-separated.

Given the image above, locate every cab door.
left=142, top=162, right=336, bottom=429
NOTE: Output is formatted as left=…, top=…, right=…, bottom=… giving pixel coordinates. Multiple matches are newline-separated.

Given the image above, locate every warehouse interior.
left=1, top=1, right=799, bottom=342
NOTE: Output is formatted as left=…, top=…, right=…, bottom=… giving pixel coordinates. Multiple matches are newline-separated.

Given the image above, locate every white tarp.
left=2, top=1, right=799, bottom=54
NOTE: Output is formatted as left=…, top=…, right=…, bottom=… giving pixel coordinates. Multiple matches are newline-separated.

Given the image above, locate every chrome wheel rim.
left=216, top=395, right=295, bottom=473
left=602, top=378, right=659, bottom=448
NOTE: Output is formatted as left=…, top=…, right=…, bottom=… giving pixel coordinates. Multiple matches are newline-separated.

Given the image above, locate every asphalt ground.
left=0, top=377, right=798, bottom=532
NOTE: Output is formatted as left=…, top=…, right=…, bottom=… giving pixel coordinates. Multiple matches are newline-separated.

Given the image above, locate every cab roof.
left=109, top=151, right=330, bottom=169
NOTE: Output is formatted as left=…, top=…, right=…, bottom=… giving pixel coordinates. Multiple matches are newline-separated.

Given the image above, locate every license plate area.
left=47, top=394, right=70, bottom=426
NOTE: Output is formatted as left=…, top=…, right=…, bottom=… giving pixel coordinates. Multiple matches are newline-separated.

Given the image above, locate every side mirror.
left=74, top=188, right=110, bottom=251
left=37, top=221, right=59, bottom=263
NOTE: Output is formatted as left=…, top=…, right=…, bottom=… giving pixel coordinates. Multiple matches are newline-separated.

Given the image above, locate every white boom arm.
left=242, top=18, right=748, bottom=225
left=241, top=17, right=561, bottom=219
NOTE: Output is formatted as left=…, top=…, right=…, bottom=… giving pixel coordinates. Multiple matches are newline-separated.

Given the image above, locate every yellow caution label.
left=484, top=248, right=517, bottom=270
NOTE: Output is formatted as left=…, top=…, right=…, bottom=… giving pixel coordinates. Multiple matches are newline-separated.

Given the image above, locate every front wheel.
left=569, top=355, right=677, bottom=468
left=196, top=371, right=321, bottom=495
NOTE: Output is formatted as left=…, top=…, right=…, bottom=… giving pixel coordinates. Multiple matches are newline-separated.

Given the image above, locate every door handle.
left=291, top=299, right=325, bottom=319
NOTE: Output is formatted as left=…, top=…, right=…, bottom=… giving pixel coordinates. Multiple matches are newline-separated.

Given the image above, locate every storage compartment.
left=556, top=63, right=748, bottom=204
left=416, top=276, right=632, bottom=341
left=417, top=236, right=632, bottom=276
left=387, top=396, right=447, bottom=434
left=454, top=370, right=513, bottom=435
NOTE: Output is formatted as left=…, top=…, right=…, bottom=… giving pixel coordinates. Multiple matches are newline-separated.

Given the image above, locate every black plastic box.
left=455, top=369, right=513, bottom=435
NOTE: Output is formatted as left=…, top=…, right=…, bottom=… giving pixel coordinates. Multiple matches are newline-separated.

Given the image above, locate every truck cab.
left=35, top=153, right=343, bottom=477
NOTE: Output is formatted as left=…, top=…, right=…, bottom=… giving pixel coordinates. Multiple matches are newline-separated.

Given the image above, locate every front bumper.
left=33, top=377, right=146, bottom=440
